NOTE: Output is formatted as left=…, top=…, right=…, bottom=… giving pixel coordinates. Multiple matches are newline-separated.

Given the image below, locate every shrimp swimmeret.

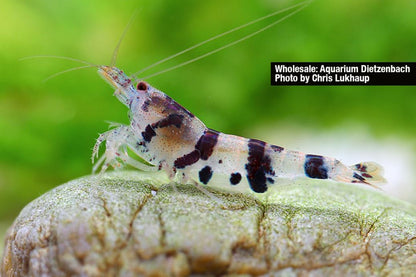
left=92, top=66, right=385, bottom=193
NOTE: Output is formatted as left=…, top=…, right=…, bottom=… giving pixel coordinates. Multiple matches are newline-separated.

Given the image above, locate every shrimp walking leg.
left=93, top=125, right=157, bottom=173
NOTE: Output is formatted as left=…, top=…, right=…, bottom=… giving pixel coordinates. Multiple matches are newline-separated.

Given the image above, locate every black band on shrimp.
left=245, top=139, right=275, bottom=193
left=195, top=129, right=219, bottom=160
left=304, top=154, right=329, bottom=179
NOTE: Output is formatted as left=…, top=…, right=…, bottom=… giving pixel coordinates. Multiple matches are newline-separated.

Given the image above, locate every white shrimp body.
left=93, top=66, right=385, bottom=193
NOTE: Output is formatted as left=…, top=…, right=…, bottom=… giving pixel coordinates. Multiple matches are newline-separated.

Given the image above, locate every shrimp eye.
left=137, top=82, right=147, bottom=91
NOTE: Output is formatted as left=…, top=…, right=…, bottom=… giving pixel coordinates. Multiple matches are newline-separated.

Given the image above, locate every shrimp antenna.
left=19, top=55, right=96, bottom=67
left=110, top=9, right=139, bottom=67
left=139, top=2, right=310, bottom=80
left=133, top=0, right=311, bottom=79
left=43, top=65, right=95, bottom=82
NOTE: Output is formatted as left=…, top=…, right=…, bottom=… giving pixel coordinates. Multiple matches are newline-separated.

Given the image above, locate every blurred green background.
left=1, top=0, right=416, bottom=247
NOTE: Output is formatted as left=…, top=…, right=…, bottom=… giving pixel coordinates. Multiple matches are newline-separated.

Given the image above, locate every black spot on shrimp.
left=141, top=99, right=150, bottom=112
left=362, top=173, right=373, bottom=178
left=153, top=114, right=184, bottom=129
left=142, top=125, right=156, bottom=142
left=304, top=154, right=328, bottom=179
left=195, top=129, right=219, bottom=160
left=174, top=150, right=200, bottom=169
left=199, top=166, right=213, bottom=184
left=230, top=172, right=242, bottom=185
left=355, top=163, right=368, bottom=173
left=245, top=139, right=275, bottom=193
left=141, top=114, right=184, bottom=143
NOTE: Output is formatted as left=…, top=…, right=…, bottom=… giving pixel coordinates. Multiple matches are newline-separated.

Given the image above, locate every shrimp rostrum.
left=93, top=66, right=385, bottom=194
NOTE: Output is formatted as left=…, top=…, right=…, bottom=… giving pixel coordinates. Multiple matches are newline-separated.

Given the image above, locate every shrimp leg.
left=92, top=125, right=157, bottom=173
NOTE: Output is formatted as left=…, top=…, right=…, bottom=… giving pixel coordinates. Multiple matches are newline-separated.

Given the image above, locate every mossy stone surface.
left=1, top=171, right=416, bottom=276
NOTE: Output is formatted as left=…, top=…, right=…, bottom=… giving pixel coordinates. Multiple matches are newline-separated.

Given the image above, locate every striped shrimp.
left=92, top=66, right=385, bottom=193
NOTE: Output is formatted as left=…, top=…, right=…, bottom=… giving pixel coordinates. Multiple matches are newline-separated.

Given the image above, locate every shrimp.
left=76, top=1, right=386, bottom=193
left=92, top=66, right=385, bottom=193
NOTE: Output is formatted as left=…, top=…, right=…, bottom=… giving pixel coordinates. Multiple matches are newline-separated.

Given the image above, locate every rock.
left=1, top=171, right=416, bottom=276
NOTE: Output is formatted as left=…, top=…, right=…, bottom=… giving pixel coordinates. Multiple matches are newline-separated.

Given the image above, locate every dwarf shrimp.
left=92, top=63, right=385, bottom=193
left=35, top=1, right=384, bottom=193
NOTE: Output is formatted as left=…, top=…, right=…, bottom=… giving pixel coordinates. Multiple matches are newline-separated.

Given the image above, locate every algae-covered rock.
left=1, top=171, right=416, bottom=276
